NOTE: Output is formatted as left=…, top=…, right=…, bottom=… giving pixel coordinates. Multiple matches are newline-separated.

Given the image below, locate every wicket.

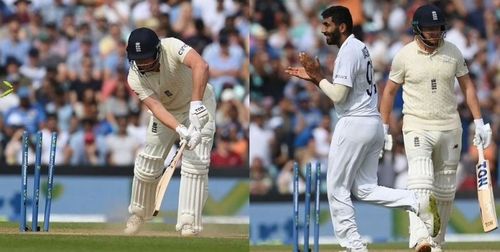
left=20, top=131, right=58, bottom=232
left=293, top=162, right=321, bottom=252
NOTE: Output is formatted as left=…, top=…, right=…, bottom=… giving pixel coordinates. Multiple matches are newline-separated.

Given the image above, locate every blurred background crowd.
left=0, top=0, right=249, bottom=168
left=249, top=0, right=500, bottom=195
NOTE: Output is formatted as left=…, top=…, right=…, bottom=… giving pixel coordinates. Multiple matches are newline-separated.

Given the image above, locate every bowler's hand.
left=298, top=52, right=322, bottom=84
left=284, top=66, right=313, bottom=82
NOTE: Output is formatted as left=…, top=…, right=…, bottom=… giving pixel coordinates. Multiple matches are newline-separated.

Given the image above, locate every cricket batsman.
left=123, top=27, right=216, bottom=236
left=380, top=4, right=492, bottom=252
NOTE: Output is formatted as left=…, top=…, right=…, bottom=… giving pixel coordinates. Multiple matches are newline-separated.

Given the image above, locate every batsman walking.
left=380, top=4, right=492, bottom=252
left=286, top=6, right=439, bottom=252
left=123, top=27, right=216, bottom=236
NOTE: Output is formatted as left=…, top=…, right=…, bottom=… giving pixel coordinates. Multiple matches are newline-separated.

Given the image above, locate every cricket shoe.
left=417, top=194, right=441, bottom=237
left=124, top=214, right=144, bottom=235
left=338, top=246, right=368, bottom=252
left=180, top=225, right=200, bottom=237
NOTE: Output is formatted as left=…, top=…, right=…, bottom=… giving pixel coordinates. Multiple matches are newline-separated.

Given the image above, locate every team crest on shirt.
left=431, top=79, right=437, bottom=93
left=152, top=122, right=158, bottom=133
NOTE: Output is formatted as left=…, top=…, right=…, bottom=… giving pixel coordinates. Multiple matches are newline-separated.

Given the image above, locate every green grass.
left=251, top=242, right=500, bottom=251
left=0, top=222, right=249, bottom=252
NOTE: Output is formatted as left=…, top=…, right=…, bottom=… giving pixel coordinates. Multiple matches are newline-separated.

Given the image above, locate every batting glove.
left=175, top=124, right=201, bottom=150
left=473, top=119, right=492, bottom=148
left=189, top=101, right=209, bottom=130
left=379, top=124, right=393, bottom=159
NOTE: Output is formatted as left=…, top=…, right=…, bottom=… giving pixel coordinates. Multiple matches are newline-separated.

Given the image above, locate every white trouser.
left=403, top=128, right=461, bottom=248
left=327, top=116, right=417, bottom=249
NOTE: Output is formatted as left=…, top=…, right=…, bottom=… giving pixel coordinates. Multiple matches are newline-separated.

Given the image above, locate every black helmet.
left=412, top=4, right=446, bottom=34
left=127, top=27, right=160, bottom=61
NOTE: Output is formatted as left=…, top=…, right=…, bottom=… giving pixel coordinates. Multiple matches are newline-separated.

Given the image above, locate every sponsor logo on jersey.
left=178, top=44, right=188, bottom=55
left=362, top=47, right=370, bottom=59
left=335, top=74, right=347, bottom=80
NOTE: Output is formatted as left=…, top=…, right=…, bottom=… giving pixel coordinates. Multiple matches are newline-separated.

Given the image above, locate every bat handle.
left=476, top=142, right=485, bottom=162
left=179, top=139, right=187, bottom=150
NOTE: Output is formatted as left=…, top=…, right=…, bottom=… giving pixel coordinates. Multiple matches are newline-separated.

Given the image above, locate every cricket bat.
left=476, top=142, right=498, bottom=232
left=152, top=139, right=187, bottom=216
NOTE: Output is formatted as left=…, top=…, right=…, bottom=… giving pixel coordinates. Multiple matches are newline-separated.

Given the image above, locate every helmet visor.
left=131, top=48, right=161, bottom=73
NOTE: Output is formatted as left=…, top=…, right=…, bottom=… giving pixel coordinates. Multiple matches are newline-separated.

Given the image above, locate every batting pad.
left=433, top=168, right=457, bottom=245
left=176, top=170, right=208, bottom=233
left=129, top=144, right=166, bottom=220
left=407, top=156, right=434, bottom=248
left=129, top=177, right=158, bottom=220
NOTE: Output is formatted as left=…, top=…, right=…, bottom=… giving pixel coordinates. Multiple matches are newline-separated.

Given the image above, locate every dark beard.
left=327, top=28, right=342, bottom=47
left=420, top=32, right=442, bottom=48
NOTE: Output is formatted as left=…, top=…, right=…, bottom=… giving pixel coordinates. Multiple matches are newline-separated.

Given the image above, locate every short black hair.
left=321, top=5, right=353, bottom=34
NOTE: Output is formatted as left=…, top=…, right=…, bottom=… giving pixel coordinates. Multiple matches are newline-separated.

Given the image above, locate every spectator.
left=0, top=0, right=248, bottom=170
left=0, top=19, right=30, bottom=66
left=3, top=86, right=45, bottom=134
left=211, top=132, right=243, bottom=168
left=203, top=28, right=245, bottom=97
left=105, top=115, right=140, bottom=166
left=250, top=157, right=273, bottom=195
left=40, top=113, right=69, bottom=165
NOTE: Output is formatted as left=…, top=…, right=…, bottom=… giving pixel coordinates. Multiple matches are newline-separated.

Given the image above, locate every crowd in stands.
left=250, top=0, right=500, bottom=195
left=0, top=0, right=249, bottom=169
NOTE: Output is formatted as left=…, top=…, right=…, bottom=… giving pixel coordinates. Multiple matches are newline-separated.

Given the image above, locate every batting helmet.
left=126, top=27, right=160, bottom=61
left=412, top=4, right=446, bottom=35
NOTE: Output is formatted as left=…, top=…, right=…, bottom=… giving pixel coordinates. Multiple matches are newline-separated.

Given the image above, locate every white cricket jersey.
left=389, top=40, right=468, bottom=131
left=128, top=37, right=198, bottom=112
left=331, top=34, right=379, bottom=118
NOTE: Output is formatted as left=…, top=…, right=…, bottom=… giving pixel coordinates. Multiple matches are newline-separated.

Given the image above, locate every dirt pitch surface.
left=0, top=221, right=248, bottom=252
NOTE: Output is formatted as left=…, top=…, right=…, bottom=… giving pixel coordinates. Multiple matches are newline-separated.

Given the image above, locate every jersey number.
left=366, top=61, right=377, bottom=96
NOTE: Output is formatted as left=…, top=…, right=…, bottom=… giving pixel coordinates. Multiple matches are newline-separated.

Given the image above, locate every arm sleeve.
left=318, top=79, right=350, bottom=103
left=388, top=52, right=405, bottom=84
left=454, top=47, right=469, bottom=77
left=162, top=37, right=192, bottom=63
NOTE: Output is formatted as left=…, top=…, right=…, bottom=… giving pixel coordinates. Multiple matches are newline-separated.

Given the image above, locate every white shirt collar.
left=339, top=34, right=355, bottom=52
